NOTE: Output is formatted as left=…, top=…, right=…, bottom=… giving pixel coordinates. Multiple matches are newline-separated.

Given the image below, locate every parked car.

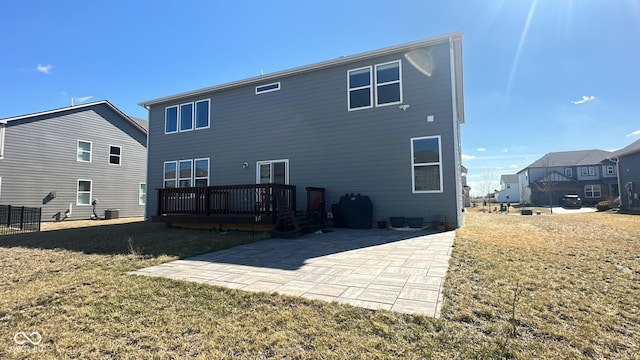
left=561, top=194, right=582, bottom=209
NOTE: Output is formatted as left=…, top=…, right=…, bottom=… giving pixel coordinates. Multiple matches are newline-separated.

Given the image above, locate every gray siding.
left=147, top=40, right=463, bottom=226
left=0, top=104, right=147, bottom=220
left=619, top=152, right=640, bottom=210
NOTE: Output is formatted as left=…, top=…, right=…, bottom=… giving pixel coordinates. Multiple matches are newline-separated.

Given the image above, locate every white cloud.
left=571, top=95, right=595, bottom=104
left=501, top=148, right=508, bottom=153
left=74, top=96, right=94, bottom=103
left=626, top=129, right=640, bottom=137
left=477, top=147, right=487, bottom=152
left=510, top=164, right=519, bottom=168
left=462, top=154, right=476, bottom=160
left=36, top=64, right=53, bottom=74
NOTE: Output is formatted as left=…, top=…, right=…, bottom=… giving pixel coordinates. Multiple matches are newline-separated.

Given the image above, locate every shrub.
left=595, top=201, right=612, bottom=212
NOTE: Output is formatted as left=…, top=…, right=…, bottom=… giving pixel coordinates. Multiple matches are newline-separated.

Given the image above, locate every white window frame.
left=374, top=60, right=403, bottom=107
left=606, top=165, right=615, bottom=175
left=0, top=123, right=5, bottom=159
left=584, top=184, right=601, bottom=198
left=347, top=66, right=373, bottom=111
left=255, top=82, right=281, bottom=94
left=77, top=140, right=92, bottom=163
left=139, top=183, right=147, bottom=205
left=178, top=159, right=193, bottom=188
left=77, top=179, right=92, bottom=206
left=108, top=145, right=122, bottom=166
left=194, top=158, right=210, bottom=187
left=165, top=106, right=178, bottom=134
left=163, top=161, right=177, bottom=188
left=194, top=99, right=210, bottom=130
left=565, top=168, right=572, bottom=177
left=256, top=159, right=289, bottom=184
left=589, top=166, right=596, bottom=176
left=411, top=135, right=443, bottom=193
left=179, top=102, right=194, bottom=132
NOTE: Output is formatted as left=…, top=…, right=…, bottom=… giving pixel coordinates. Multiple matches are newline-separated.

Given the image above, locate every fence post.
left=38, top=207, right=42, bottom=232
left=19, top=206, right=25, bottom=230
left=6, top=205, right=11, bottom=228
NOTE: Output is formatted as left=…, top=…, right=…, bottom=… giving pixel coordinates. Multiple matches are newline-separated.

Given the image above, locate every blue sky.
left=1, top=0, right=639, bottom=195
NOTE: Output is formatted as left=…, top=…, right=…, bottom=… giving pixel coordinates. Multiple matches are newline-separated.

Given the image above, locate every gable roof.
left=523, top=149, right=612, bottom=170
left=139, top=31, right=464, bottom=124
left=612, top=138, right=640, bottom=157
left=0, top=100, right=147, bottom=135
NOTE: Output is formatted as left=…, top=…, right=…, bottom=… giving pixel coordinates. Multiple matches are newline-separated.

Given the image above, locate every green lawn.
left=1, top=212, right=638, bottom=359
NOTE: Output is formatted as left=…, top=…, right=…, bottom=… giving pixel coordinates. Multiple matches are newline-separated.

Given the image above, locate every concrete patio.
left=130, top=228, right=456, bottom=317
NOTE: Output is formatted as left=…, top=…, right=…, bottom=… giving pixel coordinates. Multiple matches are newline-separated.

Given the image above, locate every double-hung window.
left=77, top=180, right=92, bottom=205
left=77, top=140, right=92, bottom=162
left=194, top=158, right=210, bottom=186
left=606, top=165, right=615, bottom=175
left=348, top=66, right=373, bottom=110
left=375, top=61, right=402, bottom=106
left=139, top=183, right=147, bottom=205
left=165, top=99, right=210, bottom=134
left=565, top=168, right=572, bottom=177
left=178, top=160, right=193, bottom=187
left=163, top=161, right=177, bottom=188
left=109, top=145, right=122, bottom=165
left=411, top=136, right=443, bottom=193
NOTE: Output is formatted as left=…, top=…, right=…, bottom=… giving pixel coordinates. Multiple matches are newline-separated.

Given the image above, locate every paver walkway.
left=130, top=228, right=455, bottom=317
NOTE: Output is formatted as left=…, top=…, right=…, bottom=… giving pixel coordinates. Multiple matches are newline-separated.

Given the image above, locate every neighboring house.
left=494, top=174, right=519, bottom=203
left=140, top=32, right=466, bottom=229
left=0, top=101, right=147, bottom=221
left=517, top=149, right=618, bottom=206
left=611, top=138, right=640, bottom=211
left=461, top=165, right=471, bottom=208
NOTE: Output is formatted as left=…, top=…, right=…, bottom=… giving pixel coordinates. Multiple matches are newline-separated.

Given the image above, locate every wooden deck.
left=152, top=184, right=297, bottom=229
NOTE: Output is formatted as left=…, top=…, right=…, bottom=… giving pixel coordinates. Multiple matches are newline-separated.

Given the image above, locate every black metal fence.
left=0, top=205, right=42, bottom=236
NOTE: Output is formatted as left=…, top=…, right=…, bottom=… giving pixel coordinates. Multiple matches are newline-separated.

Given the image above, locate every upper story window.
left=565, top=168, right=573, bottom=177
left=77, top=140, right=92, bottom=162
left=411, top=136, right=442, bottom=193
left=375, top=61, right=402, bottom=106
left=255, top=82, right=280, bottom=94
left=348, top=60, right=403, bottom=111
left=0, top=123, right=5, bottom=159
left=348, top=66, right=373, bottom=110
left=606, top=165, right=615, bottom=175
left=109, top=145, right=122, bottom=165
left=165, top=99, right=210, bottom=134
left=581, top=166, right=596, bottom=176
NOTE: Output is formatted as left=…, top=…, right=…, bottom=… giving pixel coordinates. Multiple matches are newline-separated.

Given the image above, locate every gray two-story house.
left=140, top=32, right=465, bottom=229
left=0, top=101, right=147, bottom=221
left=517, top=149, right=618, bottom=206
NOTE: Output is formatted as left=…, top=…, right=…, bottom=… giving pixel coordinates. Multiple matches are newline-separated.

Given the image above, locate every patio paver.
left=130, top=228, right=455, bottom=317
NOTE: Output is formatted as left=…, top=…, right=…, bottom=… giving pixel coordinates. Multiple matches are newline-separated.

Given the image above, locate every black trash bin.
left=337, top=194, right=372, bottom=229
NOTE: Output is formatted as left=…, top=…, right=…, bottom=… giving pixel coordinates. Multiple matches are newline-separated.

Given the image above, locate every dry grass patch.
left=1, top=214, right=638, bottom=359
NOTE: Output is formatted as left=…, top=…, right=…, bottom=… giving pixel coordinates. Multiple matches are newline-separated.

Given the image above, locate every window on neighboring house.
left=163, top=161, right=177, bottom=188
left=348, top=66, right=373, bottom=110
left=165, top=106, right=178, bottom=134
left=194, top=158, right=210, bottom=186
left=195, top=100, right=210, bottom=129
left=411, top=136, right=442, bottom=193
left=77, top=140, right=92, bottom=162
left=606, top=165, right=615, bottom=175
left=180, top=103, right=194, bottom=132
left=375, top=60, right=402, bottom=106
left=565, top=168, right=572, bottom=177
left=581, top=166, right=596, bottom=176
left=255, top=82, right=280, bottom=94
left=139, top=183, right=146, bottom=205
left=0, top=123, right=5, bottom=159
left=77, top=180, right=92, bottom=205
left=584, top=184, right=601, bottom=198
left=109, top=145, right=122, bottom=165
left=178, top=159, right=193, bottom=187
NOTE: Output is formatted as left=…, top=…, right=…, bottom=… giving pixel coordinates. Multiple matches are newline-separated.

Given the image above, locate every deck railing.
left=156, top=184, right=296, bottom=224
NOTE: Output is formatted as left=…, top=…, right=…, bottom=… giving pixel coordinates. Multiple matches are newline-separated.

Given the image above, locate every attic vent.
left=255, top=82, right=280, bottom=94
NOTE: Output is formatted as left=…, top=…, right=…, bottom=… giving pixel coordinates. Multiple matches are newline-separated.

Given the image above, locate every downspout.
left=143, top=104, right=151, bottom=221
left=448, top=35, right=463, bottom=227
